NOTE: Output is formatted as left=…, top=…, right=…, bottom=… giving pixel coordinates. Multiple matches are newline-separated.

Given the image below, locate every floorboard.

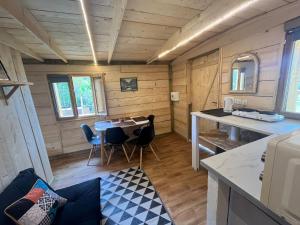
left=50, top=133, right=208, bottom=225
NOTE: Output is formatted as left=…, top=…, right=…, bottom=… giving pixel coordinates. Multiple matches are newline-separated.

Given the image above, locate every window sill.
left=55, top=111, right=108, bottom=122
left=57, top=115, right=99, bottom=123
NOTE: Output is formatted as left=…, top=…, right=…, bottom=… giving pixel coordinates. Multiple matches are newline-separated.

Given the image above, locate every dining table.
left=94, top=116, right=149, bottom=165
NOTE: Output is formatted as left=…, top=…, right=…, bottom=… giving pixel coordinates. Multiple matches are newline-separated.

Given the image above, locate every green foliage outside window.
left=56, top=82, right=72, bottom=109
left=72, top=76, right=95, bottom=115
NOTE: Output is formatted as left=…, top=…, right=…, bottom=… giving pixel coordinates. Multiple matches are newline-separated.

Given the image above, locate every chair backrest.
left=137, top=126, right=155, bottom=147
left=80, top=124, right=94, bottom=142
left=147, top=115, right=155, bottom=125
left=105, top=127, right=128, bottom=145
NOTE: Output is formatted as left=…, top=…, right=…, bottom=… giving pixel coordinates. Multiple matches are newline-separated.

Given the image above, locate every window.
left=72, top=76, right=95, bottom=117
left=277, top=28, right=300, bottom=118
left=231, top=67, right=247, bottom=91
left=48, top=74, right=106, bottom=120
left=48, top=75, right=75, bottom=119
left=285, top=39, right=300, bottom=113
left=231, top=68, right=239, bottom=91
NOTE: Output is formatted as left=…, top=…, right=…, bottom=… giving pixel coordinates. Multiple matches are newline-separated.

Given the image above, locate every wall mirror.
left=230, top=53, right=259, bottom=94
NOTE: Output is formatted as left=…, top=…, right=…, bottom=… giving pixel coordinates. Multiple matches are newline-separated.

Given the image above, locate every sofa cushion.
left=53, top=178, right=101, bottom=225
left=5, top=179, right=67, bottom=225
left=0, top=168, right=51, bottom=225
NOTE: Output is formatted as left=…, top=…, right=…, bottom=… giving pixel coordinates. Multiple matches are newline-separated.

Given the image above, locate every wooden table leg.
left=100, top=131, right=105, bottom=165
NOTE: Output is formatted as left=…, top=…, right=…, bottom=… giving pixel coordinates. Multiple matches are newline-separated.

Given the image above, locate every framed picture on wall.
left=0, top=61, right=10, bottom=81
left=120, top=77, right=138, bottom=92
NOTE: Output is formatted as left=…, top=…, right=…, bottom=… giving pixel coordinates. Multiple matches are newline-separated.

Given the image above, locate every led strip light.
left=155, top=0, right=261, bottom=61
left=79, top=0, right=98, bottom=65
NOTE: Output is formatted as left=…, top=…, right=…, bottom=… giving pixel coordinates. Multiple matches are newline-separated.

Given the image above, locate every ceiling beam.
left=0, top=0, right=68, bottom=63
left=147, top=0, right=263, bottom=64
left=0, top=28, right=44, bottom=62
left=108, top=0, right=127, bottom=64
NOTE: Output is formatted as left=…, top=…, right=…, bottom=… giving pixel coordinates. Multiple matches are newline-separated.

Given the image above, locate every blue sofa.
left=0, top=169, right=101, bottom=225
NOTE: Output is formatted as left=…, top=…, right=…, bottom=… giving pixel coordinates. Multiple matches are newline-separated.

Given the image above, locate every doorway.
left=189, top=50, right=221, bottom=136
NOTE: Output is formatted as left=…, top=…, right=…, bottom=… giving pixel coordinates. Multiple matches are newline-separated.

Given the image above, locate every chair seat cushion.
left=89, top=136, right=105, bottom=145
left=133, top=128, right=141, bottom=136
left=53, top=178, right=101, bottom=225
left=0, top=168, right=53, bottom=225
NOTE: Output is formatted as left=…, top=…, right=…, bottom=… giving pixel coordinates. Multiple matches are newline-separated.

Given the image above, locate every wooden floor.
left=51, top=133, right=208, bottom=225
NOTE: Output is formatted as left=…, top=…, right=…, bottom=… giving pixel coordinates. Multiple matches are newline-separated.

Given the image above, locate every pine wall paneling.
left=191, top=50, right=220, bottom=133
left=25, top=64, right=171, bottom=157
left=220, top=26, right=284, bottom=110
left=171, top=63, right=189, bottom=139
left=0, top=43, right=53, bottom=191
left=170, top=3, right=294, bottom=138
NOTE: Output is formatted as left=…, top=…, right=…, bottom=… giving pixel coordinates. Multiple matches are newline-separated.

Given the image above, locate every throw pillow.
left=4, top=179, right=67, bottom=225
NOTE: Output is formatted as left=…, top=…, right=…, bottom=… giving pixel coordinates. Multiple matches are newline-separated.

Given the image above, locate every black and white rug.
left=100, top=167, right=174, bottom=225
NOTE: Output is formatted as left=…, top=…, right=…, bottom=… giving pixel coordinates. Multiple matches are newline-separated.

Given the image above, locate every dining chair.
left=130, top=125, right=160, bottom=169
left=133, top=114, right=155, bottom=136
left=133, top=114, right=160, bottom=152
left=105, top=127, right=130, bottom=165
left=80, top=124, right=107, bottom=166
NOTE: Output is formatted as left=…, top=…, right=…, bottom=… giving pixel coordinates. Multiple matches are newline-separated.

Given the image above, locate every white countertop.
left=201, top=135, right=275, bottom=200
left=192, top=112, right=300, bottom=135
left=194, top=112, right=300, bottom=201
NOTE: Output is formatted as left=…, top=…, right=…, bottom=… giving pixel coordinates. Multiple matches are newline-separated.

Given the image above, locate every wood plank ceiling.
left=0, top=0, right=296, bottom=63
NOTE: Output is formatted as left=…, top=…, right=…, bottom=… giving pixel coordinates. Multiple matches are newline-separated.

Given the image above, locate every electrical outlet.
left=233, top=98, right=247, bottom=107
left=234, top=98, right=241, bottom=105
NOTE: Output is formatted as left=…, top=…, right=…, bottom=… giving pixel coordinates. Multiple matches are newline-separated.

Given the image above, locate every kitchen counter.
left=201, top=135, right=275, bottom=201
left=191, top=112, right=300, bottom=170
left=191, top=112, right=300, bottom=225
left=194, top=112, right=300, bottom=201
left=191, top=112, right=300, bottom=136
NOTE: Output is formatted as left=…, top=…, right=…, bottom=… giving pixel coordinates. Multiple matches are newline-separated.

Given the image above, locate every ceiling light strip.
left=79, top=0, right=97, bottom=65
left=154, top=0, right=260, bottom=61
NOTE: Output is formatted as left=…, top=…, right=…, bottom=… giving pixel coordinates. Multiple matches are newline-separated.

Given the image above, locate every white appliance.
left=224, top=97, right=234, bottom=112
left=261, top=130, right=300, bottom=225
left=232, top=110, right=285, bottom=122
left=170, top=92, right=180, bottom=101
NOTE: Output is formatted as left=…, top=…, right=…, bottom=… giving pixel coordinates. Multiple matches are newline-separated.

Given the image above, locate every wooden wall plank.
left=0, top=43, right=53, bottom=191
left=26, top=64, right=171, bottom=156
left=171, top=62, right=189, bottom=139
left=171, top=13, right=289, bottom=138
left=12, top=51, right=53, bottom=181
left=219, top=26, right=284, bottom=111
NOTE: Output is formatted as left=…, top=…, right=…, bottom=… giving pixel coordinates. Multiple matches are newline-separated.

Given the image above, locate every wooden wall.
left=220, top=25, right=284, bottom=110
left=171, top=50, right=221, bottom=139
left=171, top=63, right=190, bottom=139
left=0, top=43, right=53, bottom=191
left=25, top=64, right=171, bottom=156
left=191, top=50, right=220, bottom=132
left=171, top=8, right=292, bottom=138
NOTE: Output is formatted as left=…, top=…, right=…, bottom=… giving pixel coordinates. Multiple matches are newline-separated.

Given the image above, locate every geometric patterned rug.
left=100, top=167, right=175, bottom=225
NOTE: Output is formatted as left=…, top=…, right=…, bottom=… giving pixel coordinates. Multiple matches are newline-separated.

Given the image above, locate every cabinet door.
left=228, top=190, right=280, bottom=225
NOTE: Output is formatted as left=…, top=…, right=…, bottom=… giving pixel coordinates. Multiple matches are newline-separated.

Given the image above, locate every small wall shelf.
left=0, top=80, right=33, bottom=104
